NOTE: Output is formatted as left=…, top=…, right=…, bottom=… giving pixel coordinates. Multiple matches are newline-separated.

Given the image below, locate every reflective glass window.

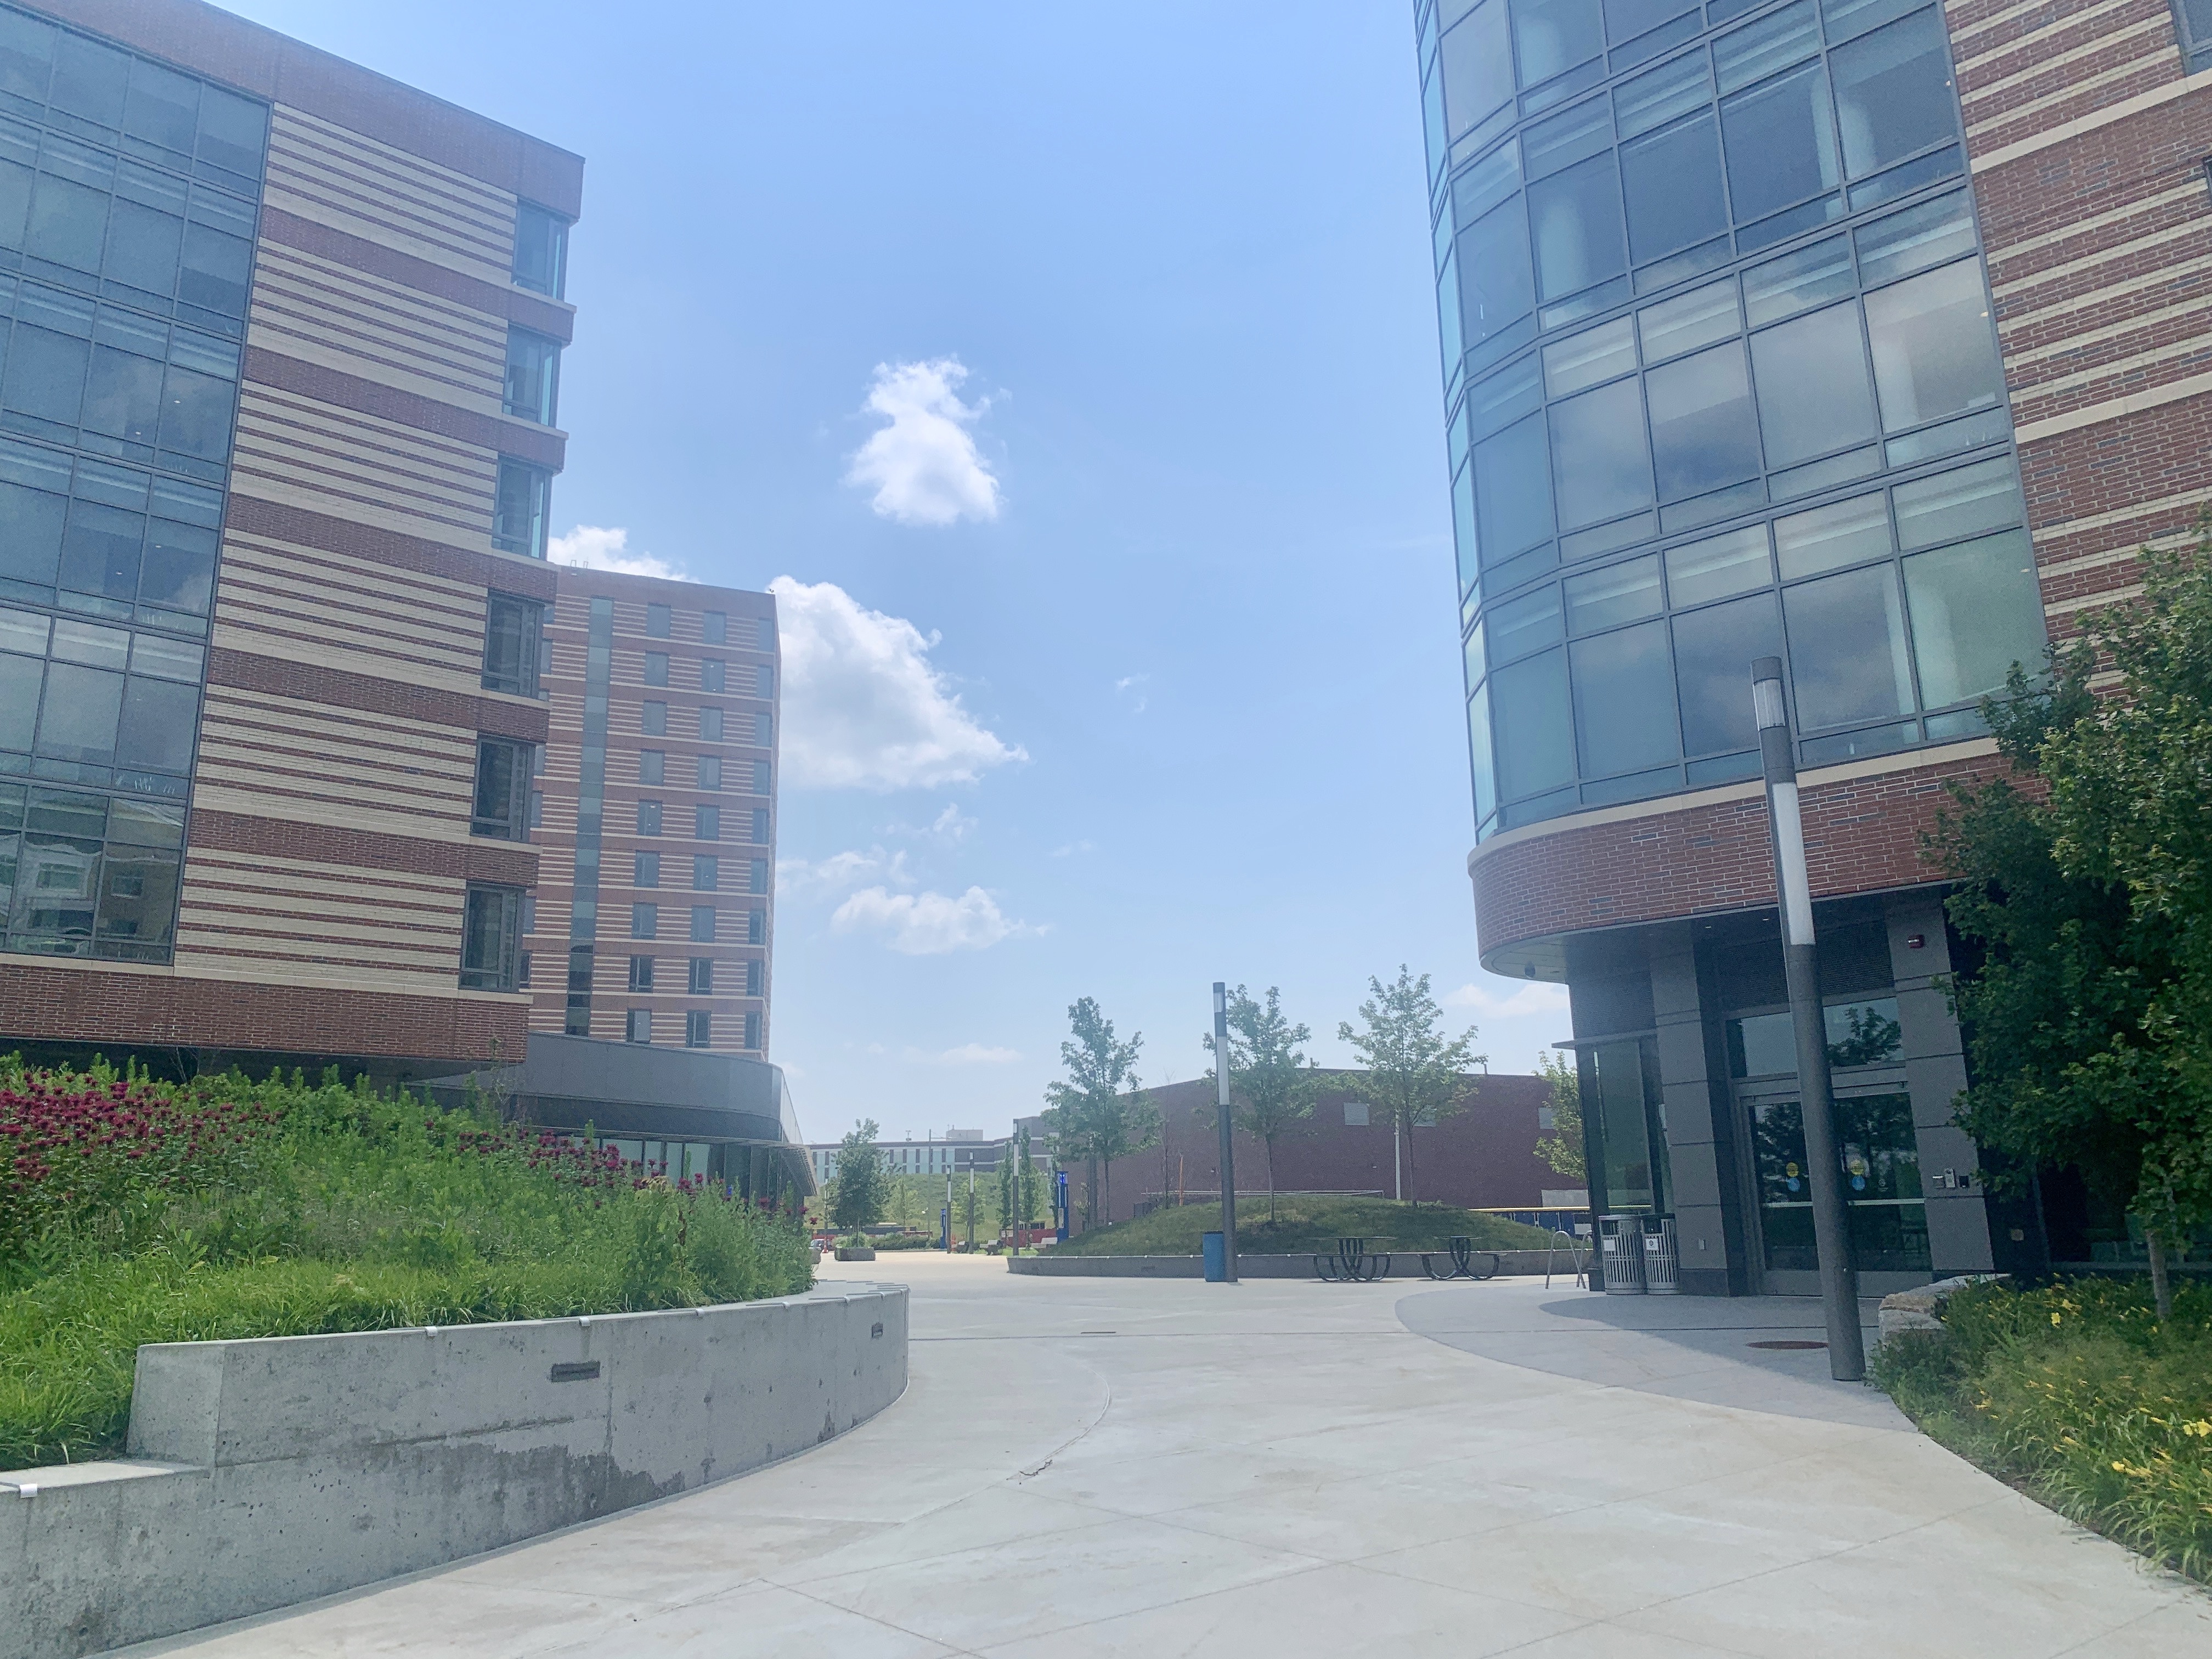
left=1673, top=589, right=1782, bottom=753
left=1548, top=375, right=1652, bottom=528
left=1530, top=152, right=1627, bottom=301
left=1572, top=618, right=1678, bottom=776
left=1452, top=461, right=1478, bottom=594
left=1750, top=301, right=1877, bottom=467
left=1511, top=0, right=1606, bottom=86
left=1863, top=259, right=2002, bottom=432
left=1647, top=340, right=1760, bottom=502
left=1620, top=111, right=1728, bottom=268
left=1892, top=456, right=2023, bottom=551
left=1441, top=0, right=1515, bottom=140
left=1615, top=49, right=1713, bottom=138
left=35, top=659, right=119, bottom=761
left=503, top=328, right=560, bottom=425
left=1714, top=0, right=1821, bottom=93
left=512, top=202, right=568, bottom=298
left=1525, top=95, right=1613, bottom=178
left=493, top=456, right=550, bottom=557
left=1830, top=8, right=1957, bottom=180
left=1742, top=234, right=1853, bottom=325
left=1565, top=553, right=1662, bottom=633
left=1487, top=582, right=1563, bottom=661
left=1639, top=279, right=1739, bottom=362
left=1782, top=563, right=1913, bottom=728
left=1474, top=411, right=1554, bottom=564
left=1543, top=315, right=1634, bottom=396
left=1854, top=188, right=1974, bottom=287
left=1903, top=529, right=2045, bottom=707
left=1604, top=0, right=1699, bottom=44
left=114, top=674, right=194, bottom=771
left=1664, top=523, right=1770, bottom=605
left=1457, top=195, right=1535, bottom=355
left=1491, top=646, right=1576, bottom=798
left=0, top=650, right=36, bottom=749
left=1775, top=490, right=1891, bottom=578
left=1719, top=59, right=1839, bottom=225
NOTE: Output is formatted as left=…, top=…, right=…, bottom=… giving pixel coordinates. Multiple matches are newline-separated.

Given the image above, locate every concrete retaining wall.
left=0, top=1285, right=906, bottom=1659
left=1008, top=1250, right=1582, bottom=1280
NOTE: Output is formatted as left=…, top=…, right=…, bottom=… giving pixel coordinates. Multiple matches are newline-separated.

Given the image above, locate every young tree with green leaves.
left=1533, top=1050, right=1584, bottom=1184
left=1201, top=984, right=1319, bottom=1222
left=1014, top=1124, right=1041, bottom=1243
left=1337, top=967, right=1485, bottom=1205
left=1936, top=539, right=2212, bottom=1319
left=1041, top=996, right=1158, bottom=1227
left=826, top=1119, right=889, bottom=1233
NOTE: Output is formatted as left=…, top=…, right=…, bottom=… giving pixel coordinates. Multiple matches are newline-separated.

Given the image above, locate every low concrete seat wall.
left=1007, top=1250, right=1578, bottom=1279
left=0, top=1284, right=906, bottom=1659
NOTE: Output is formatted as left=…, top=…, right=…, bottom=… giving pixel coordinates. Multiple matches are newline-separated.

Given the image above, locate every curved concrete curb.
left=1007, top=1249, right=1577, bottom=1279
left=0, top=1284, right=907, bottom=1659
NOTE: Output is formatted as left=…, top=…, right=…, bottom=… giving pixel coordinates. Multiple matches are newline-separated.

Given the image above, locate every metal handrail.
left=1543, top=1228, right=1588, bottom=1290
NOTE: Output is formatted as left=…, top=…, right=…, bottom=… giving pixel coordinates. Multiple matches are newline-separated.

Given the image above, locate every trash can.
left=1640, top=1215, right=1680, bottom=1294
left=1202, top=1230, right=1227, bottom=1283
left=1599, top=1215, right=1647, bottom=1294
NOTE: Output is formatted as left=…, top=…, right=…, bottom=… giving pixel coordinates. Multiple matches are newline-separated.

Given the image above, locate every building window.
left=702, top=611, right=727, bottom=644
left=492, top=458, right=551, bottom=557
left=639, top=750, right=664, bottom=785
left=634, top=849, right=659, bottom=887
left=743, top=1011, right=761, bottom=1051
left=687, top=956, right=713, bottom=994
left=636, top=798, right=662, bottom=836
left=758, top=618, right=774, bottom=649
left=482, top=592, right=543, bottom=696
left=2173, top=1, right=2212, bottom=72
left=751, top=808, right=770, bottom=844
left=502, top=328, right=561, bottom=425
left=700, top=659, right=725, bottom=693
left=459, top=884, right=523, bottom=990
left=758, top=664, right=774, bottom=698
left=693, top=854, right=718, bottom=891
left=529, top=789, right=543, bottom=828
left=641, top=700, right=667, bottom=736
left=512, top=202, right=569, bottom=298
left=685, top=1010, right=712, bottom=1048
left=746, top=907, right=765, bottom=945
left=754, top=712, right=772, bottom=744
left=752, top=760, right=771, bottom=795
left=690, top=905, right=715, bottom=943
left=697, top=754, right=723, bottom=789
left=631, top=902, right=658, bottom=939
left=518, top=951, right=532, bottom=986
left=628, top=954, right=655, bottom=991
left=744, top=958, right=763, bottom=997
left=471, top=737, right=532, bottom=839
left=522, top=895, right=537, bottom=934
left=646, top=602, right=671, bottom=637
left=747, top=859, right=768, bottom=895
left=695, top=804, right=719, bottom=839
left=626, top=1008, right=652, bottom=1044
left=643, top=652, right=669, bottom=687
left=698, top=707, right=723, bottom=741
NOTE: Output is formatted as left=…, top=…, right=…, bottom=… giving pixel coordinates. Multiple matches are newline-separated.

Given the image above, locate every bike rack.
left=1543, top=1228, right=1589, bottom=1290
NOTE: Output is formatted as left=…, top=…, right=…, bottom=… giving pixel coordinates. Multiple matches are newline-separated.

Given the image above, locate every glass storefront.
left=1750, top=1090, right=1928, bottom=1272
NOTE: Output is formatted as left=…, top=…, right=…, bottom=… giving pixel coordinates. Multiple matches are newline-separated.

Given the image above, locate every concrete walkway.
left=134, top=1255, right=2208, bottom=1658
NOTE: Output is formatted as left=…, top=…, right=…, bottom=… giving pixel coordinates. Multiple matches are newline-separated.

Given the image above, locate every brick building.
left=1415, top=0, right=2209, bottom=1291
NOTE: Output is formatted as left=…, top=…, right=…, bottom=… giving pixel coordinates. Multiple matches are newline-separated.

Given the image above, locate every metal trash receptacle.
left=1202, top=1231, right=1227, bottom=1282
left=1640, top=1215, right=1680, bottom=1294
left=1599, top=1215, right=1646, bottom=1294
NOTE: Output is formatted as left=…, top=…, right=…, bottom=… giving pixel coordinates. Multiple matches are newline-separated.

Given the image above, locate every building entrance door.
left=1745, top=1089, right=1931, bottom=1295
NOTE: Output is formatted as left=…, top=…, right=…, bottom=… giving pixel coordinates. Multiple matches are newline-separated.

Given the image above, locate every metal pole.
left=1751, top=656, right=1865, bottom=1381
left=1212, top=980, right=1239, bottom=1283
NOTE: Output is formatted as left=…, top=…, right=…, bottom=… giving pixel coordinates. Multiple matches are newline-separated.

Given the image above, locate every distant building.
left=809, top=1129, right=1040, bottom=1187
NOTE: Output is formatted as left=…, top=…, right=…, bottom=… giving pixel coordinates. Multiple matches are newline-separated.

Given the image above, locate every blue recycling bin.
left=1202, top=1231, right=1227, bottom=1282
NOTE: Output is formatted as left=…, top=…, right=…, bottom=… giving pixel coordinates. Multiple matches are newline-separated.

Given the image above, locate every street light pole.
left=1213, top=981, right=1239, bottom=1283
left=1752, top=656, right=1865, bottom=1381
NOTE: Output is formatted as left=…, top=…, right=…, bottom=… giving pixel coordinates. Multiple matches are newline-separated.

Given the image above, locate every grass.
left=1, top=1062, right=812, bottom=1470
left=1872, top=1275, right=2212, bottom=1582
left=1051, top=1194, right=1556, bottom=1256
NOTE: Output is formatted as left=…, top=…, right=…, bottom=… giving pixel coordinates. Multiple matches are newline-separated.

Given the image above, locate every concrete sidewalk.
left=131, top=1257, right=2208, bottom=1658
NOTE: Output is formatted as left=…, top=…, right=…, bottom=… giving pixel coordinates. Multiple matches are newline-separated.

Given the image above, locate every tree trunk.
left=1404, top=1113, right=1418, bottom=1205
left=2147, top=1225, right=2175, bottom=1321
left=1264, top=1135, right=1277, bottom=1224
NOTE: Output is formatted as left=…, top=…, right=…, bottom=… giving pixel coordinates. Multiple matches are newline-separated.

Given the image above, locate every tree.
left=1202, top=985, right=1319, bottom=1222
left=1040, top=997, right=1158, bottom=1227
left=1336, top=967, right=1485, bottom=1204
left=1533, top=1050, right=1584, bottom=1183
left=1934, top=538, right=2212, bottom=1318
left=1014, top=1124, right=1041, bottom=1243
left=826, top=1119, right=889, bottom=1233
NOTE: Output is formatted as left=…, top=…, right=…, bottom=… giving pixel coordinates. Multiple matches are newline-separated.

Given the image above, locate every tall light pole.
left=1213, top=981, right=1239, bottom=1283
left=1752, top=656, right=1865, bottom=1380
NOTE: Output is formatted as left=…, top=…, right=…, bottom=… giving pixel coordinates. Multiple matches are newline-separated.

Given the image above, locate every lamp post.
left=1751, top=656, right=1865, bottom=1381
left=1214, top=981, right=1239, bottom=1283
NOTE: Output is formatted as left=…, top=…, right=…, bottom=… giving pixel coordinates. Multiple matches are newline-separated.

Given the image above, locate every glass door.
left=1749, top=1090, right=1929, bottom=1274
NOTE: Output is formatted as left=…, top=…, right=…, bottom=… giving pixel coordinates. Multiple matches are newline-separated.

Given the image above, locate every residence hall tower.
left=1419, top=0, right=2209, bottom=1292
left=0, top=0, right=578, bottom=1074
left=527, top=566, right=777, bottom=1059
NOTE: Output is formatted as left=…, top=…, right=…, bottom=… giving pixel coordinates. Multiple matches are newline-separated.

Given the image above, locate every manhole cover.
left=1748, top=1339, right=1827, bottom=1350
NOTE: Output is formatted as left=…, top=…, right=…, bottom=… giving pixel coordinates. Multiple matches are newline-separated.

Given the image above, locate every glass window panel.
left=1638, top=278, right=1739, bottom=362
left=1620, top=110, right=1729, bottom=266
left=1441, top=0, right=1515, bottom=138
left=49, top=619, right=128, bottom=669
left=123, top=62, right=198, bottom=154
left=1561, top=509, right=1657, bottom=560
left=51, top=33, right=127, bottom=126
left=1903, top=529, right=2046, bottom=706
left=1458, top=195, right=1536, bottom=354
left=1713, top=0, right=1821, bottom=93
left=1453, top=138, right=1521, bottom=229
left=0, top=606, right=47, bottom=654
left=1666, top=523, right=1770, bottom=605
left=1437, top=251, right=1465, bottom=382
left=1512, top=0, right=1606, bottom=85
left=1782, top=563, right=1914, bottom=727
left=194, top=87, right=268, bottom=183
left=129, top=634, right=202, bottom=682
left=34, top=661, right=121, bottom=763
left=1474, top=411, right=1554, bottom=563
left=1646, top=340, right=1761, bottom=501
left=1750, top=301, right=1877, bottom=467
left=1830, top=8, right=1958, bottom=179
left=1720, top=59, right=1839, bottom=224
left=1742, top=234, right=1853, bottom=325
left=26, top=172, right=106, bottom=273
left=1616, top=50, right=1713, bottom=140
left=1491, top=646, right=1576, bottom=798
left=0, top=652, right=37, bottom=750
left=1524, top=95, right=1612, bottom=178
left=1673, top=589, right=1783, bottom=752
left=1487, top=582, right=1564, bottom=660
left=1892, top=456, right=2023, bottom=550
left=1530, top=152, right=1627, bottom=301
left=83, top=340, right=163, bottom=443
left=0, top=155, right=30, bottom=247
left=1604, top=0, right=1699, bottom=43
left=1565, top=553, right=1662, bottom=633
left=1572, top=618, right=1678, bottom=775
left=1548, top=375, right=1653, bottom=528
left=139, top=518, right=215, bottom=613
left=1468, top=352, right=1543, bottom=443
left=1822, top=0, right=1926, bottom=41
left=512, top=202, right=568, bottom=298
left=3, top=324, right=88, bottom=425
left=493, top=456, right=551, bottom=558
left=102, top=198, right=182, bottom=298
left=1452, top=461, right=1479, bottom=594
left=1543, top=315, right=1635, bottom=396
left=0, top=478, right=65, bottom=584
left=1854, top=188, right=1974, bottom=288
left=115, top=676, right=196, bottom=772
left=1775, top=490, right=1891, bottom=578
left=177, top=224, right=251, bottom=315
left=1864, top=259, right=2003, bottom=432
left=1465, top=616, right=1489, bottom=689
left=0, top=14, right=53, bottom=103
left=58, top=501, right=142, bottom=599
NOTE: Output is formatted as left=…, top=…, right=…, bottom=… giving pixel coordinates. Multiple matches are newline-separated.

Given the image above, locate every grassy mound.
left=1, top=1062, right=812, bottom=1469
left=1872, top=1276, right=2212, bottom=1581
left=1052, top=1195, right=1555, bottom=1256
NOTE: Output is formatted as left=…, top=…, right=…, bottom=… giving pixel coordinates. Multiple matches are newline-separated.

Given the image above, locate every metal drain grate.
left=1747, top=1339, right=1827, bottom=1350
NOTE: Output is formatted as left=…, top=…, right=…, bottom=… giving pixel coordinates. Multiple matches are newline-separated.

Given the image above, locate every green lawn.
left=1051, top=1195, right=1556, bottom=1256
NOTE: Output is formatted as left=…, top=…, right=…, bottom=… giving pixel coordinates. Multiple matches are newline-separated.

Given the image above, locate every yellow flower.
left=2051, top=1312, right=2063, bottom=1326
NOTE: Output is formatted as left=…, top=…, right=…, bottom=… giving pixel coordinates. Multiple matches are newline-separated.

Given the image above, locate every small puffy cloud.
left=549, top=525, right=692, bottom=582
left=1114, top=674, right=1149, bottom=714
left=831, top=885, right=1027, bottom=955
left=844, top=358, right=1002, bottom=527
left=777, top=848, right=910, bottom=898
left=769, top=576, right=1025, bottom=791
left=1441, top=980, right=1571, bottom=1018
left=905, top=1043, right=1021, bottom=1066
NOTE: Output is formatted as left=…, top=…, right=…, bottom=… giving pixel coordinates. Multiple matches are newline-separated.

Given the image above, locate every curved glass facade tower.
left=1419, top=0, right=2046, bottom=840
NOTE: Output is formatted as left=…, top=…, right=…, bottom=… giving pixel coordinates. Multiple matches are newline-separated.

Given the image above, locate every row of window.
left=0, top=435, right=222, bottom=629
left=630, top=849, right=770, bottom=890
left=623, top=1007, right=728, bottom=1048
left=633, top=794, right=772, bottom=838
left=634, top=747, right=771, bottom=790
left=0, top=605, right=201, bottom=792
left=628, top=890, right=767, bottom=941
left=0, top=782, right=184, bottom=961
left=628, top=651, right=775, bottom=695
left=625, top=953, right=766, bottom=996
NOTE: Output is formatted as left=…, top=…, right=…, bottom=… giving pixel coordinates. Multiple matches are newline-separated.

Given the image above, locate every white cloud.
left=769, top=576, right=1025, bottom=791
left=904, top=1043, right=1021, bottom=1066
left=777, top=847, right=910, bottom=898
left=843, top=357, right=1002, bottom=527
left=831, top=885, right=1028, bottom=955
left=1050, top=839, right=1096, bottom=858
left=1441, top=980, right=1571, bottom=1018
left=549, top=525, right=692, bottom=582
left=1114, top=673, right=1149, bottom=714
left=926, top=804, right=975, bottom=842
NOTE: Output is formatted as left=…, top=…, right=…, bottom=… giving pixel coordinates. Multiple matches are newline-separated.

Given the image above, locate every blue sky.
left=228, top=1, right=1570, bottom=1139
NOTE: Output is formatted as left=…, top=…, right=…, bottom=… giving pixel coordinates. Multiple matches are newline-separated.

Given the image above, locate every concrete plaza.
left=135, top=1254, right=2207, bottom=1657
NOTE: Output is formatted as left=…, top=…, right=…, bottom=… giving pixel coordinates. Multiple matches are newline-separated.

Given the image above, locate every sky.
left=224, top=1, right=1572, bottom=1140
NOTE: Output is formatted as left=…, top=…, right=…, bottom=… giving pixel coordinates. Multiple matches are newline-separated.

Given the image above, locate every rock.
left=1877, top=1273, right=2007, bottom=1342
